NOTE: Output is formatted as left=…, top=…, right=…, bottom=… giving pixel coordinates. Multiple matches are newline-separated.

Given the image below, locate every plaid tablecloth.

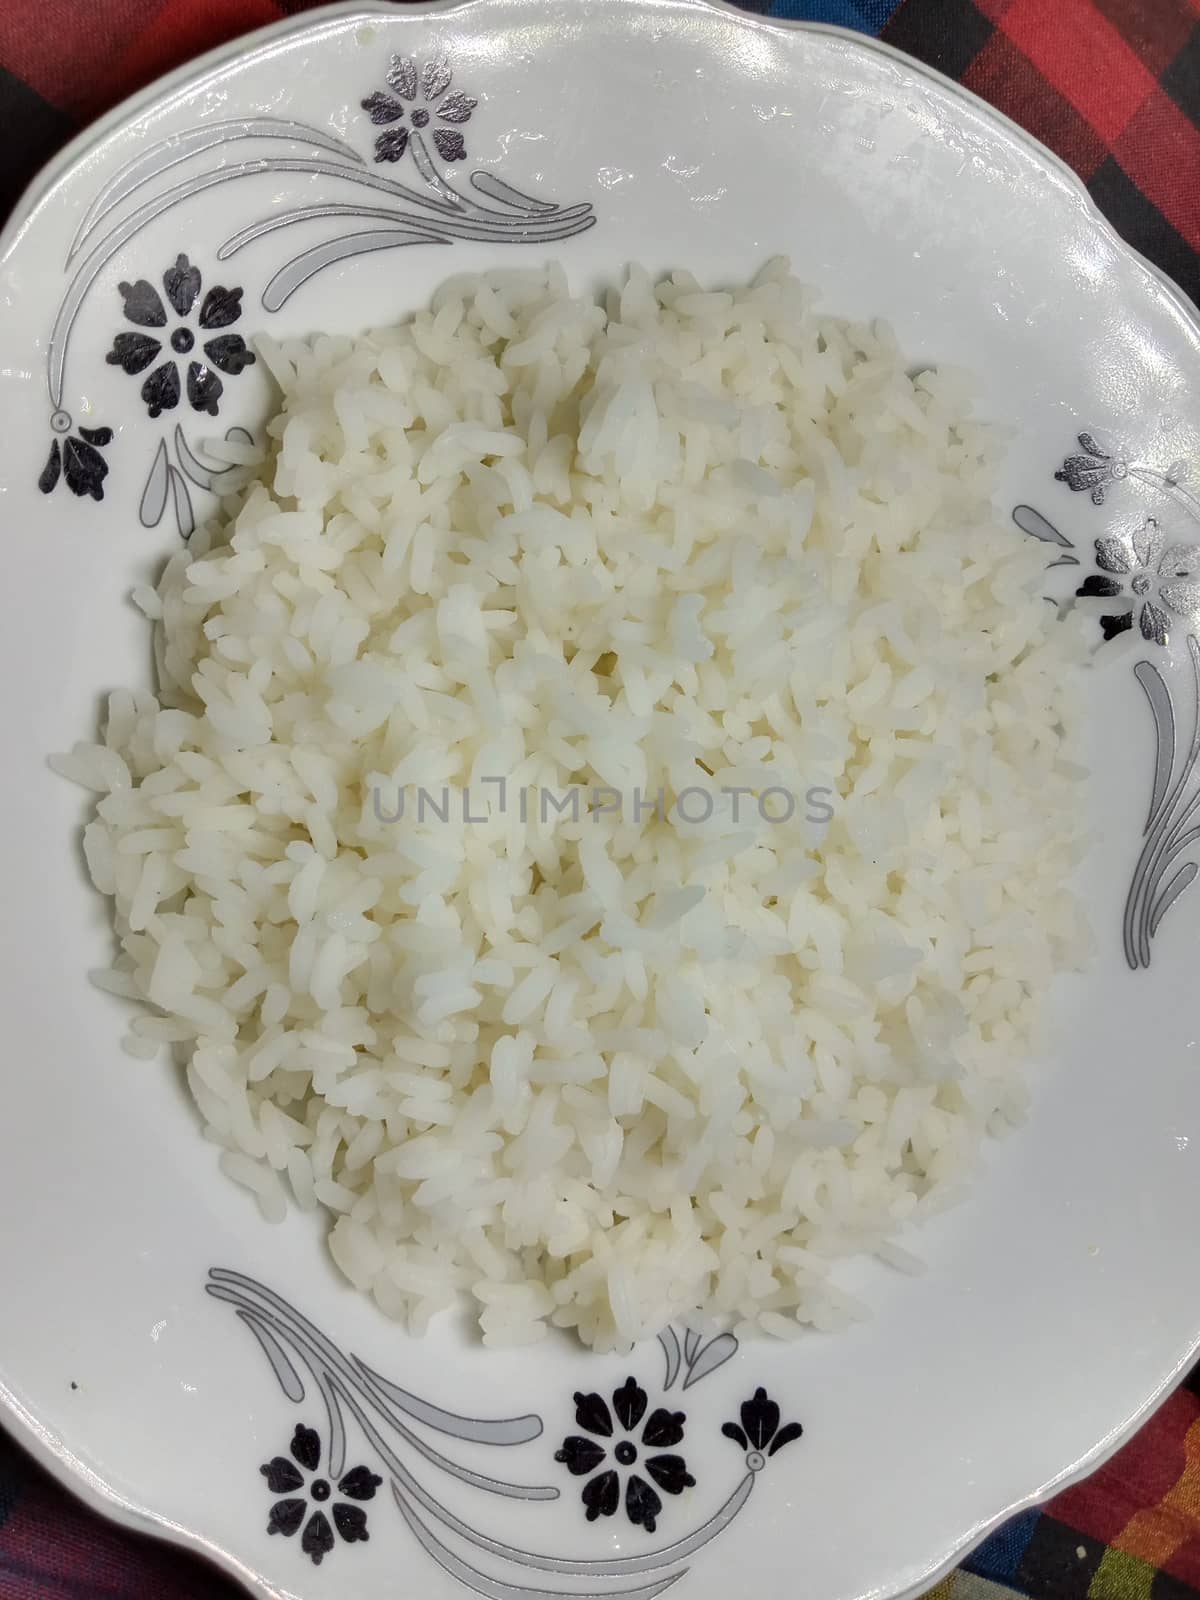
left=2, top=1, right=1198, bottom=1596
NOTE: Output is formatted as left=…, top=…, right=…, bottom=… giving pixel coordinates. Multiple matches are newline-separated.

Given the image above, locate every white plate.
left=2, top=3, right=1200, bottom=1597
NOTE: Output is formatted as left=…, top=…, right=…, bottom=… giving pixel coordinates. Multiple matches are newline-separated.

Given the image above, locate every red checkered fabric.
left=882, top=0, right=1200, bottom=301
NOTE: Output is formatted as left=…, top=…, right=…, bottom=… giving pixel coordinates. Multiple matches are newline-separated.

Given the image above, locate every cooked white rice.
left=54, top=260, right=1091, bottom=1349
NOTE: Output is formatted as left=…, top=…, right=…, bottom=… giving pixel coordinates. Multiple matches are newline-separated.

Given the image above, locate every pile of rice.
left=54, top=260, right=1091, bottom=1349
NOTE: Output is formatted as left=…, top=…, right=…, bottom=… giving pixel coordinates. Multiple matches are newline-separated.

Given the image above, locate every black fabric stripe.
left=1150, top=1567, right=1200, bottom=1600
left=1014, top=1517, right=1106, bottom=1600
left=1089, top=155, right=1200, bottom=310
left=881, top=0, right=994, bottom=80
left=1162, top=22, right=1200, bottom=130
left=0, top=1426, right=21, bottom=1534
left=0, top=66, right=74, bottom=226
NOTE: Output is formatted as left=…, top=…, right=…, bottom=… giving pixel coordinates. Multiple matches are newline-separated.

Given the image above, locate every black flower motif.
left=260, top=1424, right=382, bottom=1566
left=361, top=54, right=475, bottom=166
left=1076, top=516, right=1200, bottom=645
left=105, top=254, right=255, bottom=421
left=555, top=1377, right=695, bottom=1534
left=722, top=1388, right=803, bottom=1472
left=1055, top=432, right=1128, bottom=506
left=38, top=412, right=112, bottom=500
